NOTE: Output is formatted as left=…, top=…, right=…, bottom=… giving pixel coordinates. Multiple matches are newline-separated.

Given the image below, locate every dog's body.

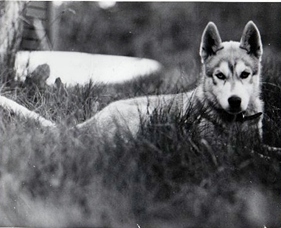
left=77, top=21, right=264, bottom=141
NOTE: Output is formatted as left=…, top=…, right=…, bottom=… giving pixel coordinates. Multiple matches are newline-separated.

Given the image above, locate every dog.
left=76, top=21, right=264, bottom=143
left=0, top=21, right=264, bottom=145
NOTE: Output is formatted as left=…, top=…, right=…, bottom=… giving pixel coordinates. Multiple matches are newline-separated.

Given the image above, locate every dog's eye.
left=215, top=72, right=226, bottom=80
left=240, top=71, right=250, bottom=79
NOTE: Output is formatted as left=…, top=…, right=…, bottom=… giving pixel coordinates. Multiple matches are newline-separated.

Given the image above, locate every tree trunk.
left=0, top=1, right=26, bottom=84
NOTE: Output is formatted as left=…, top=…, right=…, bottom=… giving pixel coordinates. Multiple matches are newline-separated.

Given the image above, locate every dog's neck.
left=190, top=87, right=263, bottom=128
left=214, top=108, right=262, bottom=124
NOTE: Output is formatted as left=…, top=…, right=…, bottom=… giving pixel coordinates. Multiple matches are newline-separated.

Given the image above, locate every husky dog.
left=0, top=21, right=264, bottom=143
left=76, top=21, right=264, bottom=141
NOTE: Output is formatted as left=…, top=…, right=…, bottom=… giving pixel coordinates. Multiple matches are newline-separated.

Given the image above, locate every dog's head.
left=199, top=21, right=263, bottom=115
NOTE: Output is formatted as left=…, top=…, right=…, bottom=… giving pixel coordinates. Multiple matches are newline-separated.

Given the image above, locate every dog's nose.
left=228, top=96, right=241, bottom=109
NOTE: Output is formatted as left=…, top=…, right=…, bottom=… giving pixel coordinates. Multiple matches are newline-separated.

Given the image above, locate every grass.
left=0, top=55, right=280, bottom=227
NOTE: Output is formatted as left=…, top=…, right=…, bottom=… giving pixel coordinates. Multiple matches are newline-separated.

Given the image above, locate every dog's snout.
left=228, top=96, right=241, bottom=109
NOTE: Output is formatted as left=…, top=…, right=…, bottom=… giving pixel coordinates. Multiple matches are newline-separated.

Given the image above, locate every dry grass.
left=0, top=55, right=280, bottom=227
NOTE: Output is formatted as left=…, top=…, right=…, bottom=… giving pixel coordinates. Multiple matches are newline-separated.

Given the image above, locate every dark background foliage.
left=54, top=2, right=281, bottom=70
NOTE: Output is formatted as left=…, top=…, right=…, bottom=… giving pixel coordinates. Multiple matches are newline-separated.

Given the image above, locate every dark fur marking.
left=228, top=62, right=234, bottom=74
left=212, top=77, right=217, bottom=85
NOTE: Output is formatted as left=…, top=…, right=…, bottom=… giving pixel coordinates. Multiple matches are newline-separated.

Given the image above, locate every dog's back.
left=76, top=91, right=194, bottom=136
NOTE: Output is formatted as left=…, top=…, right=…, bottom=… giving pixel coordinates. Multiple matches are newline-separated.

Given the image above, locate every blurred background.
left=1, top=2, right=281, bottom=84
left=49, top=2, right=281, bottom=69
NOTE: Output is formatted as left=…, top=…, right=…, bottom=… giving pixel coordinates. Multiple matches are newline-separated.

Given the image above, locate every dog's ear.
left=200, top=22, right=223, bottom=62
left=240, top=21, right=263, bottom=59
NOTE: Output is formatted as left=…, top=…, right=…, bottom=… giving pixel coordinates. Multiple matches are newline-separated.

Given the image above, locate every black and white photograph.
left=0, top=1, right=280, bottom=227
